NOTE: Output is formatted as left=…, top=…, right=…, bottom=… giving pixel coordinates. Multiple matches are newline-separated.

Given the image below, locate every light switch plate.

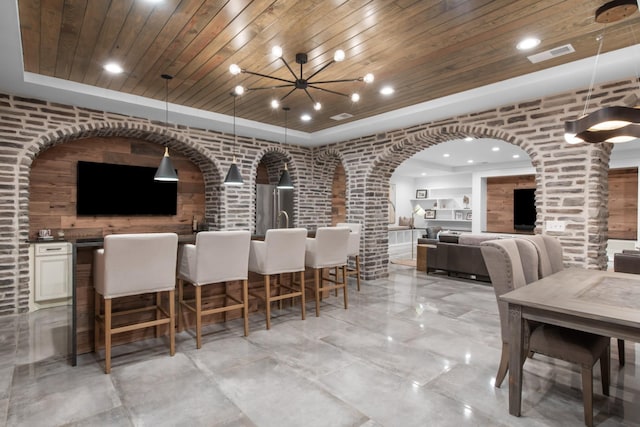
left=545, top=221, right=566, bottom=232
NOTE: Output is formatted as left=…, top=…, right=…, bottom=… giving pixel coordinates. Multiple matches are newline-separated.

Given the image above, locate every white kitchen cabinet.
left=33, top=242, right=72, bottom=302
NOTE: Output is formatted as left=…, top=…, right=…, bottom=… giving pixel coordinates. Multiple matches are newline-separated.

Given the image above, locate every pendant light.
left=277, top=107, right=294, bottom=189
left=154, top=74, right=179, bottom=182
left=564, top=0, right=640, bottom=144
left=224, top=93, right=244, bottom=186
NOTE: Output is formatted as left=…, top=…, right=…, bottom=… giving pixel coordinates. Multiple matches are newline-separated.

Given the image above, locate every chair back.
left=249, top=228, right=307, bottom=275
left=95, top=233, right=178, bottom=299
left=336, top=222, right=361, bottom=256
left=522, top=234, right=564, bottom=277
left=480, top=238, right=539, bottom=343
left=306, top=227, right=349, bottom=268
left=184, top=231, right=250, bottom=284
left=541, top=235, right=564, bottom=273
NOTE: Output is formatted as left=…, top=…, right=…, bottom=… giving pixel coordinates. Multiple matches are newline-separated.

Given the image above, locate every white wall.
left=389, top=176, right=415, bottom=225
left=414, top=173, right=472, bottom=190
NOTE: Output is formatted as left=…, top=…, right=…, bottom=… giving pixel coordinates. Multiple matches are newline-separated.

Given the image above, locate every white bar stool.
left=177, top=230, right=251, bottom=349
left=305, top=226, right=350, bottom=317
left=94, top=233, right=178, bottom=374
left=336, top=222, right=362, bottom=291
left=248, top=228, right=308, bottom=330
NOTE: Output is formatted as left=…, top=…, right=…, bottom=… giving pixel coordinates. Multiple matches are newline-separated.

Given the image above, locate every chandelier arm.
left=245, top=84, right=295, bottom=91
left=310, top=77, right=364, bottom=84
left=279, top=56, right=298, bottom=80
left=303, top=88, right=317, bottom=104
left=240, top=69, right=294, bottom=85
left=307, top=84, right=350, bottom=98
left=280, top=87, right=298, bottom=101
left=306, top=60, right=336, bottom=81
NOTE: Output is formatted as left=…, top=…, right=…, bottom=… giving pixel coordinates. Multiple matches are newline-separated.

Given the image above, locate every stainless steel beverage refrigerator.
left=255, top=184, right=294, bottom=235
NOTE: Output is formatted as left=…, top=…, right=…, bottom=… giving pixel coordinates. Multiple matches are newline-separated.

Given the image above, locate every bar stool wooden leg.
left=314, top=269, right=321, bottom=317
left=342, top=265, right=348, bottom=309
left=300, top=271, right=306, bottom=320
left=155, top=293, right=162, bottom=338
left=104, top=298, right=112, bottom=374
left=177, top=279, right=184, bottom=333
left=355, top=255, right=361, bottom=291
left=242, top=279, right=249, bottom=336
left=168, top=289, right=175, bottom=356
left=94, top=291, right=101, bottom=352
left=195, top=286, right=202, bottom=349
left=265, top=275, right=271, bottom=330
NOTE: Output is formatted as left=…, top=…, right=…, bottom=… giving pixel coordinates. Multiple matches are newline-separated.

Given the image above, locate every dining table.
left=500, top=267, right=640, bottom=418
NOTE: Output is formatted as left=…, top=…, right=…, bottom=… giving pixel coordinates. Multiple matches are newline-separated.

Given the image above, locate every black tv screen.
left=513, top=188, right=536, bottom=231
left=76, top=161, right=177, bottom=216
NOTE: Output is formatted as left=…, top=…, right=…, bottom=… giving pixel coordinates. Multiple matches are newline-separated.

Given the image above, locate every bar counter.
left=65, top=231, right=316, bottom=365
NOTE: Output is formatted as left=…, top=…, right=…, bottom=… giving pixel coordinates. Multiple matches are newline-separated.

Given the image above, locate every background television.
left=513, top=188, right=536, bottom=231
left=77, top=161, right=177, bottom=216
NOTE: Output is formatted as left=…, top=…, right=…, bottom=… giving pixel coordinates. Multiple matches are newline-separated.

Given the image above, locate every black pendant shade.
left=277, top=164, right=293, bottom=189
left=564, top=106, right=640, bottom=144
left=154, top=146, right=179, bottom=181
left=224, top=157, right=244, bottom=186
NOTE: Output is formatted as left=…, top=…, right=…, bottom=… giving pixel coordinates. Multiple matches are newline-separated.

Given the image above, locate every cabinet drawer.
left=36, top=242, right=71, bottom=255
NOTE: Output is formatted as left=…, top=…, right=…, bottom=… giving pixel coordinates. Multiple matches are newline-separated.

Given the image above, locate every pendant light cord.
left=233, top=95, right=237, bottom=158
left=583, top=29, right=606, bottom=117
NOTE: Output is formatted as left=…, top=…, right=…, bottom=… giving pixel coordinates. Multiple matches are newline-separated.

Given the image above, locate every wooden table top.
left=501, top=268, right=640, bottom=329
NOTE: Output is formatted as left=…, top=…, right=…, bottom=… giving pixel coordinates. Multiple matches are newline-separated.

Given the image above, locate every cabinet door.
left=35, top=254, right=71, bottom=301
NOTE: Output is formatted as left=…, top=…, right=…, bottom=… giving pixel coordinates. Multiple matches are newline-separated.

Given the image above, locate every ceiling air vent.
left=527, top=44, right=575, bottom=64
left=330, top=113, right=353, bottom=121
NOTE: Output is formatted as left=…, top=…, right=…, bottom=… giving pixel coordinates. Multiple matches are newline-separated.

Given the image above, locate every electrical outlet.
left=545, top=221, right=566, bottom=232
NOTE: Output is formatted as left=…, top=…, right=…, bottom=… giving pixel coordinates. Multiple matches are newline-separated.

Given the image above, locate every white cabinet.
left=33, top=242, right=72, bottom=302
left=413, top=187, right=472, bottom=231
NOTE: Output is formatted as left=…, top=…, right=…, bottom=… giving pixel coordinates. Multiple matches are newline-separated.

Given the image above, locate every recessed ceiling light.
left=300, top=114, right=311, bottom=121
left=380, top=86, right=394, bottom=95
left=517, top=37, right=541, bottom=51
left=443, top=153, right=450, bottom=158
left=512, top=154, right=520, bottom=159
left=464, top=137, right=473, bottom=142
left=421, top=172, right=427, bottom=176
left=104, top=62, right=123, bottom=74
left=492, top=147, right=500, bottom=152
left=467, top=160, right=474, bottom=164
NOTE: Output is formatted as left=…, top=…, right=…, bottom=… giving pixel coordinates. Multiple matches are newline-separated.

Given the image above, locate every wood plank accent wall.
left=29, top=136, right=208, bottom=353
left=608, top=168, right=638, bottom=240
left=29, top=137, right=206, bottom=239
left=486, top=175, right=536, bottom=234
left=331, top=163, right=346, bottom=225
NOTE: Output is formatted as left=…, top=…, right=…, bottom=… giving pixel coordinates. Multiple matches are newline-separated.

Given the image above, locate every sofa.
left=420, top=233, right=502, bottom=281
left=613, top=249, right=640, bottom=274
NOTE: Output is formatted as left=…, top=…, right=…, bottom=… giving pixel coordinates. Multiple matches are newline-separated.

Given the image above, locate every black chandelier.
left=229, top=46, right=374, bottom=110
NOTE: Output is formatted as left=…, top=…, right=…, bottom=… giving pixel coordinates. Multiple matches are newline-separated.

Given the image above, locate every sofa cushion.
left=458, top=234, right=501, bottom=246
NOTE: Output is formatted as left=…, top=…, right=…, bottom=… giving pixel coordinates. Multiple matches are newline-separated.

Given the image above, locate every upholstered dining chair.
left=524, top=234, right=627, bottom=366
left=248, top=228, right=307, bottom=330
left=177, top=230, right=251, bottom=349
left=94, top=232, right=178, bottom=374
left=336, top=222, right=362, bottom=291
left=305, top=226, right=350, bottom=317
left=481, top=238, right=610, bottom=427
left=522, top=234, right=564, bottom=277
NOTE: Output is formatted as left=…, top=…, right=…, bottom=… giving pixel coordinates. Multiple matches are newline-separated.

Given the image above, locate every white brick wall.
left=0, top=77, right=635, bottom=313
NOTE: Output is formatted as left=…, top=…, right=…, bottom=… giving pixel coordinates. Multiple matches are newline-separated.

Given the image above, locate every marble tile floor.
left=1, top=266, right=639, bottom=426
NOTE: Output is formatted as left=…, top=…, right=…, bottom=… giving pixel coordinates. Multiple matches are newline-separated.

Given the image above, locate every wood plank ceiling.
left=17, top=0, right=640, bottom=133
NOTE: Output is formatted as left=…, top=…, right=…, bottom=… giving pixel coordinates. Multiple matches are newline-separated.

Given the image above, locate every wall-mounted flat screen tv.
left=513, top=188, right=536, bottom=231
left=76, top=161, right=177, bottom=216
